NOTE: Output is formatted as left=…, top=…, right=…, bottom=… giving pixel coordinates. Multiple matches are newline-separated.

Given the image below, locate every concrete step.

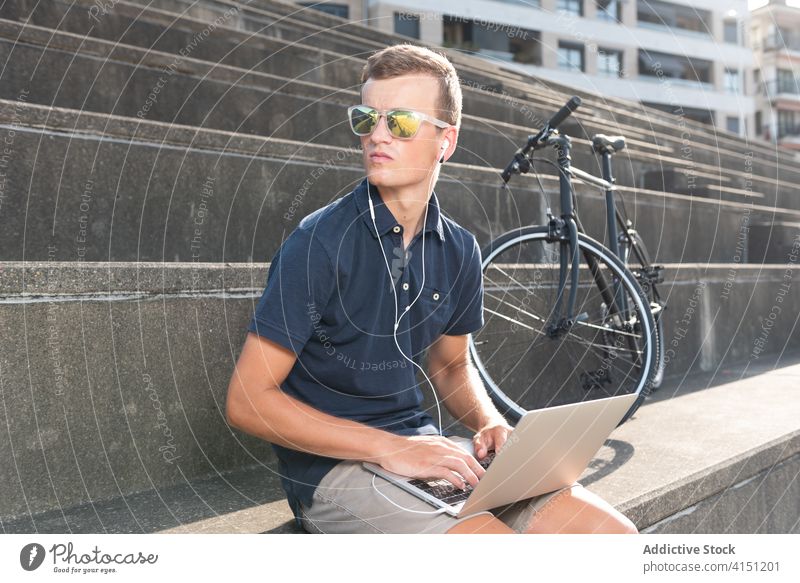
left=0, top=461, right=300, bottom=534
left=0, top=0, right=794, bottom=539
left=5, top=0, right=382, bottom=58
left=1, top=260, right=798, bottom=527
left=0, top=27, right=768, bottom=214
left=1, top=2, right=797, bottom=208
left=0, top=15, right=784, bottom=211
left=115, top=0, right=800, bottom=178
left=0, top=99, right=794, bottom=263
left=2, top=289, right=796, bottom=535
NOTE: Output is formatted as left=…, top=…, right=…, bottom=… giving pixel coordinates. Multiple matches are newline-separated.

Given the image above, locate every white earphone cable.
left=367, top=139, right=452, bottom=514
left=367, top=140, right=448, bottom=436
left=371, top=474, right=450, bottom=515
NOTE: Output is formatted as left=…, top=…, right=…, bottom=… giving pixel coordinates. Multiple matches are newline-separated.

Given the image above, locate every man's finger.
left=473, top=435, right=484, bottom=457
left=446, top=456, right=481, bottom=487
left=495, top=427, right=514, bottom=452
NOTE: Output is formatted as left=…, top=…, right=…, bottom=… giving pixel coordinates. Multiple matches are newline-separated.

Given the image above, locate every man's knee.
left=445, top=514, right=514, bottom=534
left=611, top=514, right=639, bottom=534
left=580, top=504, right=639, bottom=534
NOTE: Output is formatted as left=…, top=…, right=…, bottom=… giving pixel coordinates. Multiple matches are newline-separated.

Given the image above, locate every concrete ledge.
left=0, top=0, right=796, bottom=535
left=615, top=361, right=800, bottom=533
left=0, top=261, right=798, bottom=532
left=1, top=461, right=300, bottom=534
left=3, top=351, right=797, bottom=534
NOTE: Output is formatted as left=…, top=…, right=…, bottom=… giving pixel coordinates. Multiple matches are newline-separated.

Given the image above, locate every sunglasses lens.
left=387, top=111, right=422, bottom=138
left=350, top=106, right=377, bottom=135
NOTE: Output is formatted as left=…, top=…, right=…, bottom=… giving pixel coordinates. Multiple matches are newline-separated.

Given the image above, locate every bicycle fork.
left=546, top=134, right=582, bottom=337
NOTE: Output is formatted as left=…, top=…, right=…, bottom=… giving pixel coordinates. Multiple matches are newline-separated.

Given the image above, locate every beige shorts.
left=298, top=436, right=580, bottom=534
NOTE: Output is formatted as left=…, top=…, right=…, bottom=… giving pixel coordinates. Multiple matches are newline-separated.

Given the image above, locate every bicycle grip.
left=548, top=95, right=582, bottom=130
left=501, top=157, right=518, bottom=183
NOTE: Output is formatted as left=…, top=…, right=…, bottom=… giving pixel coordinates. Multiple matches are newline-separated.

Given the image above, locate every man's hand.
left=473, top=417, right=514, bottom=460
left=378, top=434, right=486, bottom=490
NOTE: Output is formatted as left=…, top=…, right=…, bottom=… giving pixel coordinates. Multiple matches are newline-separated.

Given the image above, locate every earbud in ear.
left=439, top=139, right=450, bottom=164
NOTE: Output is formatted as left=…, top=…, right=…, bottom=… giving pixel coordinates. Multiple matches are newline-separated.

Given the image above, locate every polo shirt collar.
left=354, top=177, right=445, bottom=242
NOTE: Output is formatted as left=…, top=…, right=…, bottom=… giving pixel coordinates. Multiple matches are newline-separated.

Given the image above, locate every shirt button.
left=392, top=225, right=401, bottom=233
left=402, top=282, right=409, bottom=291
left=433, top=292, right=440, bottom=301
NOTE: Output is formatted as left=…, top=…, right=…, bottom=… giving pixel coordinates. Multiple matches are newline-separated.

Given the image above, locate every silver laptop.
left=362, top=392, right=638, bottom=517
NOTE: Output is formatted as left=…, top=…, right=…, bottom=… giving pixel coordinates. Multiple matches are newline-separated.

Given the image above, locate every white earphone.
left=365, top=137, right=460, bottom=515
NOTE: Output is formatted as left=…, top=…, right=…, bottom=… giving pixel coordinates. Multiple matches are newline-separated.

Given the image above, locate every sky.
left=749, top=0, right=800, bottom=9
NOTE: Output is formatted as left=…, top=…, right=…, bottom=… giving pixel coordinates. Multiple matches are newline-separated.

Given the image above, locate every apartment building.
left=751, top=0, right=800, bottom=150
left=295, top=0, right=755, bottom=136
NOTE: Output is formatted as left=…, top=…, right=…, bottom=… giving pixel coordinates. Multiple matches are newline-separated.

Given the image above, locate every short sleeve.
left=441, top=234, right=485, bottom=336
left=247, top=228, right=334, bottom=354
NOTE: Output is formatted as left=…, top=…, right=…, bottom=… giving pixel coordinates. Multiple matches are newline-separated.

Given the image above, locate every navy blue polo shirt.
left=246, top=176, right=485, bottom=527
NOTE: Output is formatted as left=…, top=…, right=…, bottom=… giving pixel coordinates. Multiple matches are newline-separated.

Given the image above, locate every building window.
left=442, top=16, right=542, bottom=65
left=557, top=0, right=583, bottom=17
left=558, top=42, right=584, bottom=71
left=724, top=69, right=739, bottom=95
left=298, top=2, right=348, bottom=19
left=726, top=116, right=740, bottom=134
left=723, top=19, right=739, bottom=44
left=755, top=111, right=762, bottom=134
left=509, top=32, right=541, bottom=65
left=638, top=49, right=712, bottom=85
left=637, top=0, right=711, bottom=36
left=597, top=48, right=623, bottom=77
left=643, top=101, right=713, bottom=125
left=597, top=0, right=621, bottom=23
left=776, top=69, right=798, bottom=94
left=777, top=110, right=799, bottom=138
left=394, top=13, right=420, bottom=39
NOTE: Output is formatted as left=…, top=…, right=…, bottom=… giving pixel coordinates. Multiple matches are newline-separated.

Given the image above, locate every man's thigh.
left=298, top=457, right=495, bottom=534
left=298, top=436, right=577, bottom=534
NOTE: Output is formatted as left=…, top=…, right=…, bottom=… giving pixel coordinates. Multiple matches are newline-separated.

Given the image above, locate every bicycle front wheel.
left=469, top=227, right=657, bottom=427
left=619, top=229, right=666, bottom=390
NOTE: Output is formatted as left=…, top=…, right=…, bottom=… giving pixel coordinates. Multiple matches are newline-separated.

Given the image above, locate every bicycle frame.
left=543, top=134, right=634, bottom=338
left=594, top=149, right=664, bottom=316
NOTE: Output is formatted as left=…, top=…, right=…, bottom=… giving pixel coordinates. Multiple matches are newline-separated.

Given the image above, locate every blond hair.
left=360, top=43, right=462, bottom=130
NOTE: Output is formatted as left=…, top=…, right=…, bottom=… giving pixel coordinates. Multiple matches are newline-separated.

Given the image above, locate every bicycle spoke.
left=484, top=290, right=644, bottom=345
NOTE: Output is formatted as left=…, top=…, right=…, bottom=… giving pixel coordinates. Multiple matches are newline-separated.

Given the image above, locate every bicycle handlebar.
left=501, top=95, right=582, bottom=183
left=548, top=95, right=582, bottom=131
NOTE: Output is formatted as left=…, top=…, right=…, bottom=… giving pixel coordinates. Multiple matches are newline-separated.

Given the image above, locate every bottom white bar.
left=1, top=534, right=797, bottom=581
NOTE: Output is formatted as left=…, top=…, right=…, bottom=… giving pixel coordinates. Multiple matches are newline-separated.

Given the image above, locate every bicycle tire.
left=618, top=229, right=666, bottom=389
left=468, top=226, right=657, bottom=428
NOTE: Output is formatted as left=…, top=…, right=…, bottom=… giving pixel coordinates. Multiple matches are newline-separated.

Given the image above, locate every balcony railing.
left=763, top=79, right=800, bottom=97
left=761, top=33, right=800, bottom=52
left=637, top=21, right=711, bottom=40
left=778, top=125, right=800, bottom=139
left=638, top=74, right=713, bottom=90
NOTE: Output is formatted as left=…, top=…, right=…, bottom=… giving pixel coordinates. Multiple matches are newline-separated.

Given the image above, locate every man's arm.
left=426, top=333, right=507, bottom=432
left=227, top=331, right=487, bottom=488
left=226, top=332, right=401, bottom=462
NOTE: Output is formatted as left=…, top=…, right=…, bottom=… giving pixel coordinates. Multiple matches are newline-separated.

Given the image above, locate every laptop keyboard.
left=406, top=450, right=497, bottom=505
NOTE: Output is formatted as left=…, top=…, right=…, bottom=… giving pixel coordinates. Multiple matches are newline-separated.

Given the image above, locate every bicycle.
left=468, top=96, right=666, bottom=427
